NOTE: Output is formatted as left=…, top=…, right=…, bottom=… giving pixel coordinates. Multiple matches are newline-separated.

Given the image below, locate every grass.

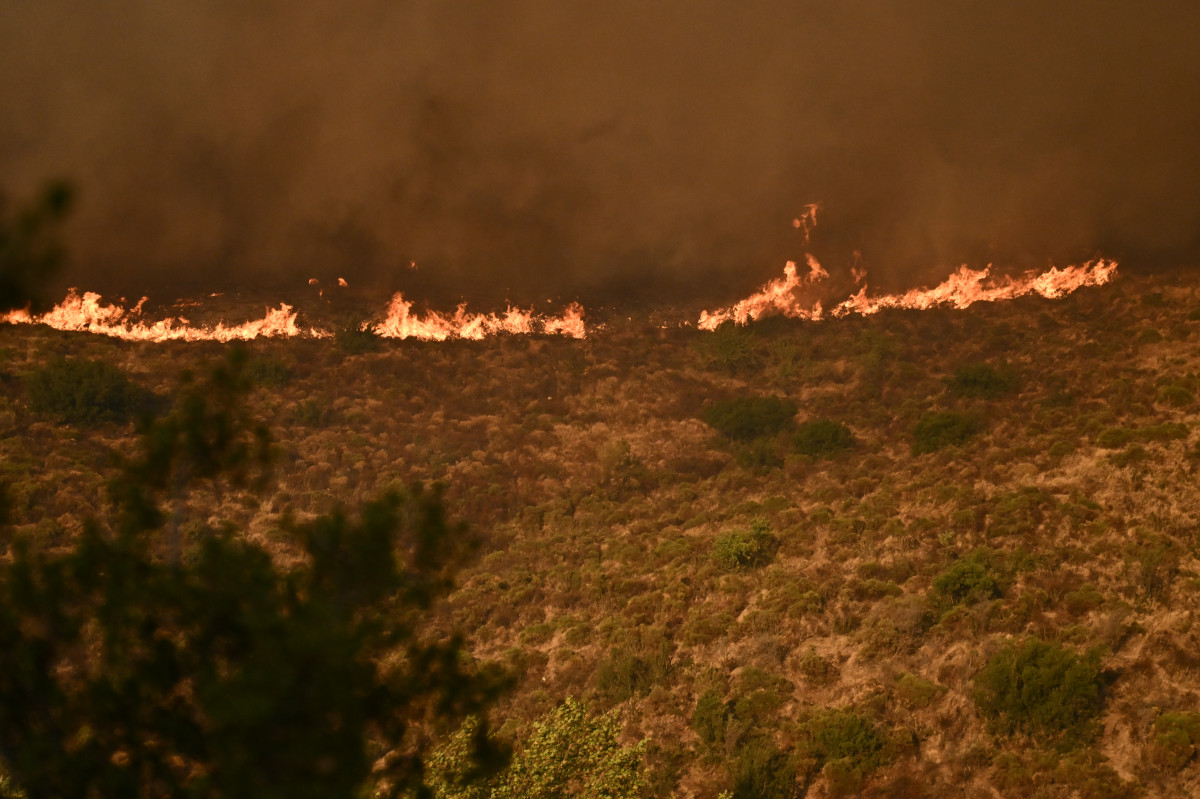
left=2, top=271, right=1197, bottom=797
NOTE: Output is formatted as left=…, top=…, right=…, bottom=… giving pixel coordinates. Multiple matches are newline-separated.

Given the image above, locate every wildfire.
left=699, top=259, right=1118, bottom=330
left=1, top=289, right=317, bottom=342
left=3, top=289, right=588, bottom=342
left=372, top=293, right=586, bottom=340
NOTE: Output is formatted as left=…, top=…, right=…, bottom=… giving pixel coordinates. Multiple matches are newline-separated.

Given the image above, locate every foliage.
left=698, top=324, right=758, bottom=373
left=335, top=321, right=383, bottom=355
left=25, top=356, right=153, bottom=426
left=911, top=410, right=982, bottom=454
left=792, top=418, right=855, bottom=458
left=973, top=638, right=1103, bottom=743
left=948, top=362, right=1019, bottom=399
left=727, top=737, right=797, bottom=799
left=1148, top=711, right=1200, bottom=772
left=1156, top=384, right=1194, bottom=407
left=0, top=352, right=509, bottom=799
left=428, top=699, right=648, bottom=799
left=0, top=180, right=73, bottom=313
left=711, top=520, right=777, bottom=571
left=594, top=636, right=674, bottom=705
left=1097, top=422, right=1189, bottom=449
left=932, top=549, right=1002, bottom=607
left=799, top=709, right=893, bottom=796
left=703, top=396, right=797, bottom=442
left=692, top=690, right=729, bottom=753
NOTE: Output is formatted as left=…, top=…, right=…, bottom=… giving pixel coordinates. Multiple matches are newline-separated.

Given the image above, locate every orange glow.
left=699, top=259, right=1118, bottom=330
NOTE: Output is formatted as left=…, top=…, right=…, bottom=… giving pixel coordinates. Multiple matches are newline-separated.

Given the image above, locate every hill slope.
left=3, top=272, right=1200, bottom=797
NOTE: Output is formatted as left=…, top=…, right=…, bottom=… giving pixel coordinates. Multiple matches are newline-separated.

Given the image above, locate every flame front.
left=3, top=289, right=588, bottom=342
left=1, top=289, right=317, bottom=342
left=699, top=259, right=1118, bottom=330
left=372, top=293, right=585, bottom=340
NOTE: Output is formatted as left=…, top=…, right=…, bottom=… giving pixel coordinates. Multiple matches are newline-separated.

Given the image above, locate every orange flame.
left=2, top=289, right=321, bottom=342
left=4, top=289, right=590, bottom=343
left=699, top=259, right=1118, bottom=330
left=372, top=293, right=586, bottom=340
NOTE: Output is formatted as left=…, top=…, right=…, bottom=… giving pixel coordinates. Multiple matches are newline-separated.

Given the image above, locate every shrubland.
left=2, top=269, right=1200, bottom=796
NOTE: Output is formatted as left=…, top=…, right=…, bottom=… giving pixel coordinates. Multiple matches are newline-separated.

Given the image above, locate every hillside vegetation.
left=3, top=272, right=1200, bottom=797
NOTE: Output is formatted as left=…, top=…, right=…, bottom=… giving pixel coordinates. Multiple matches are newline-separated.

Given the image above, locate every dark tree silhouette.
left=0, top=349, right=510, bottom=798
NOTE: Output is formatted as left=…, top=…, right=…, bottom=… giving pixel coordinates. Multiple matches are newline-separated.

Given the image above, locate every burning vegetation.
left=4, top=263, right=1200, bottom=797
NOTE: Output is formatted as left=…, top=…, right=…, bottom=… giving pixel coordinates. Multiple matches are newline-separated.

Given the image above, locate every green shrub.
left=1096, top=427, right=1135, bottom=449
left=335, top=321, right=382, bottom=354
left=932, top=550, right=1002, bottom=607
left=793, top=419, right=855, bottom=458
left=1156, top=384, right=1194, bottom=408
left=698, top=323, right=758, bottom=373
left=26, top=357, right=151, bottom=425
left=692, top=689, right=729, bottom=753
left=973, top=638, right=1103, bottom=742
left=594, top=640, right=673, bottom=705
left=1149, top=711, right=1200, bottom=772
left=703, top=395, right=797, bottom=441
left=800, top=709, right=893, bottom=795
left=727, top=737, right=798, bottom=799
left=1098, top=423, right=1189, bottom=449
left=711, top=521, right=778, bottom=571
left=795, top=648, right=839, bottom=686
left=911, top=411, right=982, bottom=454
left=948, top=362, right=1019, bottom=399
left=428, top=700, right=647, bottom=799
left=894, top=673, right=943, bottom=709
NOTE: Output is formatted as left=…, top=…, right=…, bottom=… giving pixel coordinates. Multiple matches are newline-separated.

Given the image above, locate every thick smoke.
left=2, top=1, right=1198, bottom=305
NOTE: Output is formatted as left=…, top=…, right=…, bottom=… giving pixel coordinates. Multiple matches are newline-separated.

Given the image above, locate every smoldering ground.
left=2, top=1, right=1198, bottom=307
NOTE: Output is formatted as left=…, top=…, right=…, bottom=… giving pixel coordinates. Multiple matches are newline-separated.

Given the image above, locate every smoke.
left=2, top=1, right=1198, bottom=305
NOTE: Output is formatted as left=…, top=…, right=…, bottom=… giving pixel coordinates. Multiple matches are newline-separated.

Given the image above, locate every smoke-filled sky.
left=2, top=1, right=1199, bottom=305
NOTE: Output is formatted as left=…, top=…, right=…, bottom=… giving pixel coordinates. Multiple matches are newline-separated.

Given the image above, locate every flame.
left=372, top=293, right=586, bottom=340
left=4, top=289, right=589, bottom=343
left=2, top=289, right=321, bottom=342
left=699, top=259, right=1118, bottom=330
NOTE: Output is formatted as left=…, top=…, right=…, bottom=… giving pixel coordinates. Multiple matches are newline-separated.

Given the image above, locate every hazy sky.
left=2, top=1, right=1198, bottom=304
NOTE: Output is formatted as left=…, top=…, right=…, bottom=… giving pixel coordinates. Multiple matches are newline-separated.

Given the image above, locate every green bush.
left=973, top=637, right=1103, bottom=742
left=1095, top=427, right=1135, bottom=449
left=1156, top=384, right=1194, bottom=408
left=800, top=709, right=893, bottom=795
left=26, top=357, right=151, bottom=425
left=912, top=410, right=982, bottom=454
left=793, top=419, right=855, bottom=458
left=594, top=638, right=674, bottom=705
left=727, top=737, right=798, bottom=799
left=932, top=549, right=1002, bottom=607
left=692, top=689, right=729, bottom=753
left=429, top=700, right=647, bottom=799
left=334, top=321, right=382, bottom=354
left=948, top=362, right=1019, bottom=399
left=703, top=396, right=797, bottom=441
left=711, top=520, right=778, bottom=571
left=1149, top=711, right=1200, bottom=772
left=698, top=323, right=758, bottom=373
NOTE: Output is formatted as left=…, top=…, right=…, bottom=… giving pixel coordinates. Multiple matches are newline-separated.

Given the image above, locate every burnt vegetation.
left=3, top=268, right=1200, bottom=796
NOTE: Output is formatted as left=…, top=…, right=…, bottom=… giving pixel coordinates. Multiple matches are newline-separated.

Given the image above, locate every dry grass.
left=3, top=271, right=1200, bottom=796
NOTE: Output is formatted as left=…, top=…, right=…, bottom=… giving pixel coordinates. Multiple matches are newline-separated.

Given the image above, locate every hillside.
left=3, top=270, right=1200, bottom=797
